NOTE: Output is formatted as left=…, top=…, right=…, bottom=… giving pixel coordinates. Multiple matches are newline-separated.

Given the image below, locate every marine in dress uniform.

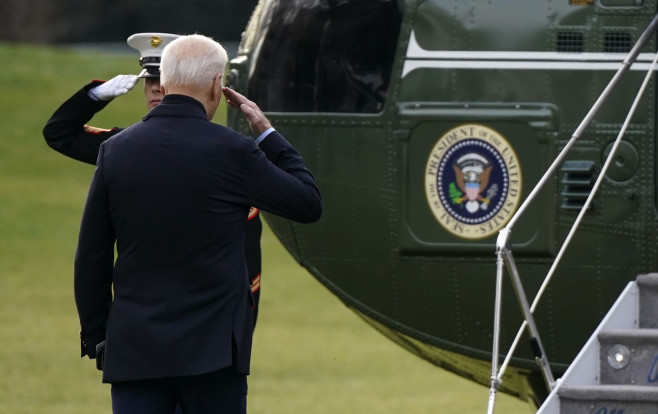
left=43, top=33, right=264, bottom=326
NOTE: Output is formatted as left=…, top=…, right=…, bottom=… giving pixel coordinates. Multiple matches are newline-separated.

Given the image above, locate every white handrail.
left=486, top=12, right=658, bottom=414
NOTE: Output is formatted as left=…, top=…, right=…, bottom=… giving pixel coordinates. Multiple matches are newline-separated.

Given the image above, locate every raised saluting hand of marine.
left=89, top=74, right=139, bottom=101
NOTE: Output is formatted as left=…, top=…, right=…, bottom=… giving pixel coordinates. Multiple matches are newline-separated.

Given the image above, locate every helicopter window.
left=248, top=0, right=402, bottom=113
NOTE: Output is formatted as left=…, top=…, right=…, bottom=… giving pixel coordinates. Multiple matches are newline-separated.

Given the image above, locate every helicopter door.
left=227, top=0, right=405, bottom=264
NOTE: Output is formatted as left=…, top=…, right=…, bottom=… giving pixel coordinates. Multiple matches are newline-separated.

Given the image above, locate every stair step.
left=559, top=385, right=658, bottom=414
left=536, top=275, right=658, bottom=413
left=598, top=329, right=658, bottom=386
left=637, top=273, right=658, bottom=328
left=599, top=329, right=658, bottom=342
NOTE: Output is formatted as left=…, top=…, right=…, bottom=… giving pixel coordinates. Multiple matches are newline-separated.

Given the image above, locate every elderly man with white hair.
left=73, top=34, right=322, bottom=414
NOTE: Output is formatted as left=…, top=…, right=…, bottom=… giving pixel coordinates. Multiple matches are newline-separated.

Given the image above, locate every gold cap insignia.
left=150, top=36, right=163, bottom=48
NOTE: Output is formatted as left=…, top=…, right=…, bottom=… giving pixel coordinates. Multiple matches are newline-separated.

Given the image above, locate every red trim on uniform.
left=84, top=125, right=116, bottom=134
left=250, top=273, right=261, bottom=293
left=248, top=207, right=260, bottom=220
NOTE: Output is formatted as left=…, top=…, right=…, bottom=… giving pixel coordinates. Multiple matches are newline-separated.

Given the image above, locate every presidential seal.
left=425, top=124, right=522, bottom=239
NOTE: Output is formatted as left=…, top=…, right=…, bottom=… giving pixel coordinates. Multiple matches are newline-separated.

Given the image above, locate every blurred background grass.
left=0, top=42, right=530, bottom=413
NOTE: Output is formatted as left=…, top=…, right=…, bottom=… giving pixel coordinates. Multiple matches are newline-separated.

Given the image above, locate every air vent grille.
left=560, top=160, right=596, bottom=211
left=557, top=32, right=584, bottom=52
left=604, top=32, right=632, bottom=53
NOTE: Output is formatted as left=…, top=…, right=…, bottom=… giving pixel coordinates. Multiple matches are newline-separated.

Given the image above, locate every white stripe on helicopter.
left=403, top=31, right=658, bottom=77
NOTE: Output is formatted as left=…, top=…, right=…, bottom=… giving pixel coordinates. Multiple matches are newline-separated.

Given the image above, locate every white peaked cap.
left=127, top=32, right=180, bottom=78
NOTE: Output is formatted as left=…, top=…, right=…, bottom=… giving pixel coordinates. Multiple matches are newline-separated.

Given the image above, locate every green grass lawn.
left=0, top=42, right=530, bottom=413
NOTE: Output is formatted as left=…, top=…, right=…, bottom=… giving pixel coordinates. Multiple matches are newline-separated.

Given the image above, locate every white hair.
left=160, top=34, right=228, bottom=91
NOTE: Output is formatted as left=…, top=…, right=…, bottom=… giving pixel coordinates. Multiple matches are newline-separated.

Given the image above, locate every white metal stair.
left=537, top=273, right=658, bottom=414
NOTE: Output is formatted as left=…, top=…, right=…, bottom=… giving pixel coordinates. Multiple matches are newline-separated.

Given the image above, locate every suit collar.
left=143, top=94, right=208, bottom=121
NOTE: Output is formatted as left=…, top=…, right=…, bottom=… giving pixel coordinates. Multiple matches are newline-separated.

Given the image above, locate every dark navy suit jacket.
left=44, top=82, right=265, bottom=326
left=74, top=94, right=322, bottom=383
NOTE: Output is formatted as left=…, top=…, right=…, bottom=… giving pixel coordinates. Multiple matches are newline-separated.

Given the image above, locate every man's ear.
left=211, top=74, right=223, bottom=103
left=160, top=85, right=167, bottom=96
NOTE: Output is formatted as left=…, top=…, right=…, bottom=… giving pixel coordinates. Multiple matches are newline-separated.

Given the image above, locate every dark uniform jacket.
left=73, top=94, right=322, bottom=383
left=43, top=81, right=264, bottom=323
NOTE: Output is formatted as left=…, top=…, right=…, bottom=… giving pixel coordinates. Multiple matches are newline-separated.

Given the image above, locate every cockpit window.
left=247, top=0, right=402, bottom=113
